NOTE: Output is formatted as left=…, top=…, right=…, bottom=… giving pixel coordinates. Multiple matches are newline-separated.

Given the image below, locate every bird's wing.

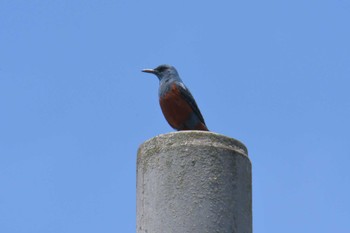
left=176, top=82, right=206, bottom=125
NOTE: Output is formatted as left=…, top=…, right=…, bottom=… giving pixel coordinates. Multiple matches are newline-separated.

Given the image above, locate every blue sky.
left=1, top=0, right=349, bottom=232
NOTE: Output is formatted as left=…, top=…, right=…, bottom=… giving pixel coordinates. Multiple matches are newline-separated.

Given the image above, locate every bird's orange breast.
left=159, top=84, right=194, bottom=130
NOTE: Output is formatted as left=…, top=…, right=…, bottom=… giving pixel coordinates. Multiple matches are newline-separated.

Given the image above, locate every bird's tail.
left=195, top=122, right=209, bottom=131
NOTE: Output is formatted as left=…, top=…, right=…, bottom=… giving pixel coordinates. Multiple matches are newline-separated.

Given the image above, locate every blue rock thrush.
left=142, top=64, right=209, bottom=131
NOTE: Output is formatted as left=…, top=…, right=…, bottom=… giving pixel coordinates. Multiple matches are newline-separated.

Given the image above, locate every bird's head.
left=142, top=64, right=179, bottom=81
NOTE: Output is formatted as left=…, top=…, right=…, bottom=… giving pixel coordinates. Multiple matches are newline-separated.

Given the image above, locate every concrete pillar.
left=137, top=131, right=251, bottom=233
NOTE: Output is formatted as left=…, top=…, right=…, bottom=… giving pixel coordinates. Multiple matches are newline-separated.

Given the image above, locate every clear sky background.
left=1, top=1, right=349, bottom=232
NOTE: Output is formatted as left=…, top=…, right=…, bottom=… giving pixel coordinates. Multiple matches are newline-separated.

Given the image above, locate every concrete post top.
left=138, top=131, right=248, bottom=158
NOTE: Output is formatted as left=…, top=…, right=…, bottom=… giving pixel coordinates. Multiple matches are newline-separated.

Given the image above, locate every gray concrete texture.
left=137, top=131, right=252, bottom=233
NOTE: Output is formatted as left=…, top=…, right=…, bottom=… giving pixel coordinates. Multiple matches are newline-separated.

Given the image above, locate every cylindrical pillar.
left=137, top=131, right=251, bottom=233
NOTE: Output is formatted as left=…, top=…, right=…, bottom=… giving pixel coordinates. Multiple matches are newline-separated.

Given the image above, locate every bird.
left=142, top=64, right=209, bottom=131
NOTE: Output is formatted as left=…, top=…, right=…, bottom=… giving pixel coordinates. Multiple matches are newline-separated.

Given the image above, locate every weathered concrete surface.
left=137, top=131, right=251, bottom=233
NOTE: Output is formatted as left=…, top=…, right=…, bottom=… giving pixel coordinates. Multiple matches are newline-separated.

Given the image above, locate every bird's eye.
left=156, top=66, right=167, bottom=72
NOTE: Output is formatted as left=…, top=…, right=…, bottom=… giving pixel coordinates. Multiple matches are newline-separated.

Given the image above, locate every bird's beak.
left=142, top=69, right=156, bottom=74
